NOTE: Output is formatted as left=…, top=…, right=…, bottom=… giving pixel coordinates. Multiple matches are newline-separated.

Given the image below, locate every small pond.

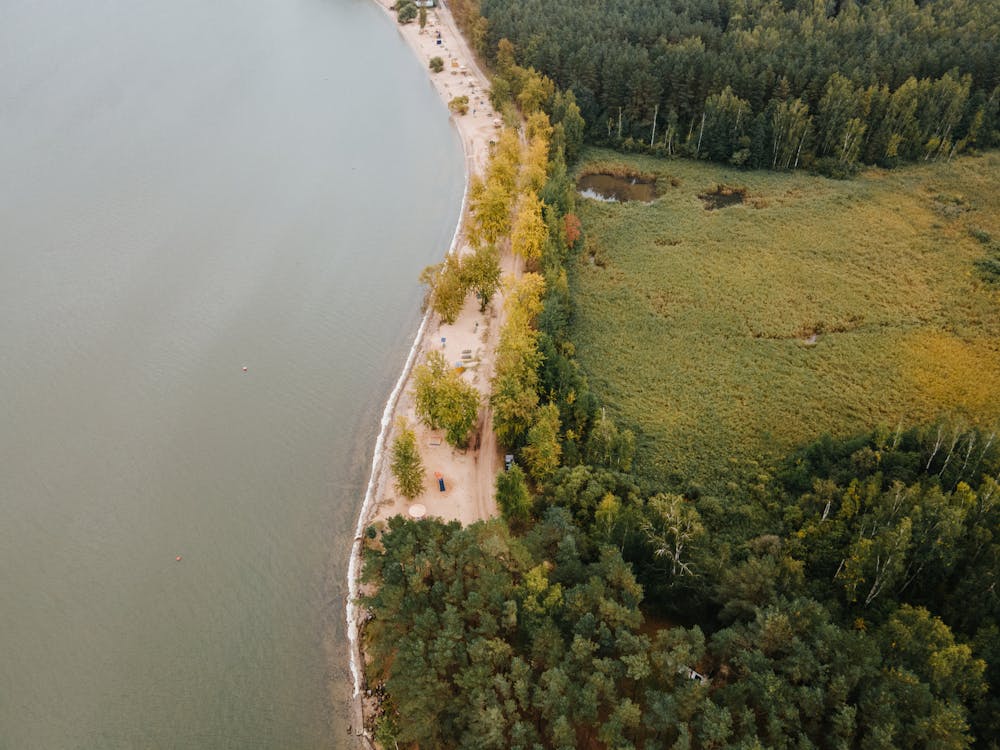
left=577, top=173, right=657, bottom=203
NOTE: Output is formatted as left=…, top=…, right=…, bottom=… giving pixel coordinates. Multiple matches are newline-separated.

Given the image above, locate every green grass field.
left=569, top=149, right=1000, bottom=490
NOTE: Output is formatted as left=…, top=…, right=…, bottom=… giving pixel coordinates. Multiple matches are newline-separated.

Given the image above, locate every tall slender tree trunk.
left=793, top=131, right=805, bottom=169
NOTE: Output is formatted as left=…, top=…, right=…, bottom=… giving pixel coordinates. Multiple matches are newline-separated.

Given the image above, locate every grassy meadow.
left=569, top=149, right=1000, bottom=489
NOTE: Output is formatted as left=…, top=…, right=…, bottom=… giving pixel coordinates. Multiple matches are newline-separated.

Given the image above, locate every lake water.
left=0, top=0, right=464, bottom=747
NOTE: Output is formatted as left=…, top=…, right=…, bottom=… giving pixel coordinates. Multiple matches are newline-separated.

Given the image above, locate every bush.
left=429, top=56, right=444, bottom=73
left=448, top=95, right=469, bottom=116
left=396, top=0, right=416, bottom=24
left=814, top=156, right=860, bottom=179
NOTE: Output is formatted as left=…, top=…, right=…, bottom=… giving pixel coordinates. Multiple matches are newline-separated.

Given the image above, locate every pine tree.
left=391, top=417, right=426, bottom=499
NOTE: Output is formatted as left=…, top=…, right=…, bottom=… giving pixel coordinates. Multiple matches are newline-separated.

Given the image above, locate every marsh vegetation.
left=569, top=149, right=1000, bottom=489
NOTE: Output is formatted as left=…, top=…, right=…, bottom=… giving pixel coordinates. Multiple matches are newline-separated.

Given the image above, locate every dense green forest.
left=364, top=427, right=999, bottom=748
left=457, top=0, right=1000, bottom=172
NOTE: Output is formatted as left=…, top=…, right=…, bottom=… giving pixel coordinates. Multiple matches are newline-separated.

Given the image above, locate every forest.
left=363, top=7, right=1000, bottom=746
left=451, top=0, right=1000, bottom=172
left=364, top=427, right=999, bottom=749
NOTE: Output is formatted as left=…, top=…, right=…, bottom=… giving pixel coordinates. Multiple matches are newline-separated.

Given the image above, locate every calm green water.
left=0, top=0, right=464, bottom=747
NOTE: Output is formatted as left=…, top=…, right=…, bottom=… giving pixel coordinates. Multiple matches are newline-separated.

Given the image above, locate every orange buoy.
left=176, top=555, right=182, bottom=561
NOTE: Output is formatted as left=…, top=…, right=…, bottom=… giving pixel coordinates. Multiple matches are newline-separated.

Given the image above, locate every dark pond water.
left=577, top=173, right=657, bottom=203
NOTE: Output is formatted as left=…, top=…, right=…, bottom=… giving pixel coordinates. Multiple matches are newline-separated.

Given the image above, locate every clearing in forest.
left=570, top=149, right=1000, bottom=490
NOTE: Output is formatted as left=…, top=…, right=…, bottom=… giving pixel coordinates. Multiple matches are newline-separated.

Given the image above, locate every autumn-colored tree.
left=491, top=128, right=522, bottom=193
left=496, top=287, right=543, bottom=347
left=510, top=191, right=547, bottom=264
left=412, top=349, right=450, bottom=426
left=460, top=243, right=501, bottom=312
left=516, top=69, right=555, bottom=115
left=469, top=174, right=513, bottom=246
left=563, top=213, right=582, bottom=248
left=490, top=371, right=540, bottom=448
left=495, top=37, right=516, bottom=76
left=491, top=274, right=546, bottom=446
left=880, top=605, right=986, bottom=704
left=466, top=129, right=521, bottom=246
left=585, top=409, right=634, bottom=472
left=391, top=417, right=425, bottom=499
left=419, top=252, right=466, bottom=324
left=525, top=110, right=553, bottom=143
left=520, top=135, right=551, bottom=194
left=520, top=112, right=553, bottom=194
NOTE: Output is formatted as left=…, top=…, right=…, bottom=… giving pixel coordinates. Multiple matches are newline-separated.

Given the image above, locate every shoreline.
left=343, top=175, right=468, bottom=710
left=345, top=0, right=501, bottom=740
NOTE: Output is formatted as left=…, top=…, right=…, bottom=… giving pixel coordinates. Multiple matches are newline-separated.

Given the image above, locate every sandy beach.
left=346, top=0, right=517, bottom=739
left=364, top=0, right=510, bottom=529
left=362, top=0, right=505, bottom=527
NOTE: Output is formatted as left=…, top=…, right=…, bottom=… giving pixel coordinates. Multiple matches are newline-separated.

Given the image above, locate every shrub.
left=563, top=213, right=582, bottom=248
left=448, top=95, right=469, bottom=116
left=396, top=0, right=416, bottom=24
left=429, top=56, right=444, bottom=73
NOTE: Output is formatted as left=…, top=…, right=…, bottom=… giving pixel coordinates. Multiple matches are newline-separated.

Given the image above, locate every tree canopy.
left=412, top=350, right=481, bottom=447
left=391, top=417, right=426, bottom=499
left=475, top=0, right=999, bottom=171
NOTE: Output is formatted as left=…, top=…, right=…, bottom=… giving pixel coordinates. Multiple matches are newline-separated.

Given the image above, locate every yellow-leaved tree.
left=419, top=251, right=466, bottom=324
left=468, top=129, right=522, bottom=246
left=469, top=175, right=513, bottom=247
left=490, top=273, right=546, bottom=447
left=520, top=112, right=553, bottom=193
left=491, top=129, right=521, bottom=193
left=511, top=191, right=547, bottom=264
left=516, top=69, right=555, bottom=115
